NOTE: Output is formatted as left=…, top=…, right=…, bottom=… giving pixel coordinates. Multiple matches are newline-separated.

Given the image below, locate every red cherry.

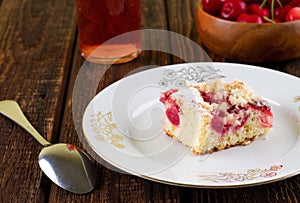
left=258, top=110, right=273, bottom=128
left=274, top=4, right=293, bottom=21
left=200, top=91, right=213, bottom=103
left=220, top=0, right=247, bottom=20
left=211, top=110, right=226, bottom=134
left=202, top=0, right=226, bottom=15
left=291, top=0, right=300, bottom=6
left=166, top=106, right=180, bottom=126
left=285, top=7, right=300, bottom=21
left=160, top=88, right=178, bottom=104
left=247, top=4, right=270, bottom=18
left=248, top=103, right=273, bottom=127
left=237, top=13, right=263, bottom=23
left=245, top=0, right=261, bottom=4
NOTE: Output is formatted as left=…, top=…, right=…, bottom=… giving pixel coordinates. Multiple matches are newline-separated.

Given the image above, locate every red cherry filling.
left=160, top=88, right=180, bottom=126
left=210, top=108, right=249, bottom=136
left=200, top=91, right=213, bottom=103
left=200, top=91, right=226, bottom=104
left=160, top=89, right=273, bottom=131
left=211, top=110, right=228, bottom=134
left=201, top=91, right=273, bottom=135
left=248, top=102, right=273, bottom=127
left=166, top=105, right=180, bottom=126
left=159, top=88, right=178, bottom=104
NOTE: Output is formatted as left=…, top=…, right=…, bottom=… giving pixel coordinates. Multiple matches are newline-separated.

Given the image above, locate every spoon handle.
left=0, top=100, right=51, bottom=146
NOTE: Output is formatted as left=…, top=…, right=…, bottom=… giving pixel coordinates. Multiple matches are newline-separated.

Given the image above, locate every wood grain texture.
left=47, top=0, right=176, bottom=202
left=166, top=0, right=211, bottom=63
left=0, top=0, right=300, bottom=202
left=0, top=0, right=77, bottom=202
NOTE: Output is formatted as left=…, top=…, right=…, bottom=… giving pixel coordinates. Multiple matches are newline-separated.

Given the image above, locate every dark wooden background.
left=0, top=0, right=300, bottom=202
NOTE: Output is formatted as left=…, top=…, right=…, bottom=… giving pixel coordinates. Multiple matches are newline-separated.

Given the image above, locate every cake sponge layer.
left=160, top=80, right=273, bottom=155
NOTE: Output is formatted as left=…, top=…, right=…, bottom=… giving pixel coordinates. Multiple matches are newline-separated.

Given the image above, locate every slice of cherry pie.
left=160, top=80, right=273, bottom=155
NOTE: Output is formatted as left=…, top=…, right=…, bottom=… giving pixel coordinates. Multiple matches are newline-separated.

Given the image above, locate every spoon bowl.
left=0, top=100, right=97, bottom=194
left=38, top=143, right=96, bottom=194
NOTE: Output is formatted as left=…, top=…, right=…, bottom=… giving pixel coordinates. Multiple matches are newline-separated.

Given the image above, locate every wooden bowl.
left=195, top=3, right=300, bottom=63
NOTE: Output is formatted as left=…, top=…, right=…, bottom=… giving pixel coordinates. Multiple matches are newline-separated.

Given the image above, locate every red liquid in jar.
left=76, top=0, right=141, bottom=64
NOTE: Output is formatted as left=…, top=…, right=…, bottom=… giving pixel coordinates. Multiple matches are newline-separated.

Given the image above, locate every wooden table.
left=1, top=0, right=300, bottom=202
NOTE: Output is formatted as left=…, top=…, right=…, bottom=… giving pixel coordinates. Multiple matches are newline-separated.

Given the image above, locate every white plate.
left=82, top=62, right=300, bottom=188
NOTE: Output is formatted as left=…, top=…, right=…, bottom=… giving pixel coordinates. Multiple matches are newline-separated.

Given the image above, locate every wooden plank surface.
left=0, top=0, right=77, bottom=202
left=47, top=0, right=175, bottom=202
left=0, top=0, right=300, bottom=202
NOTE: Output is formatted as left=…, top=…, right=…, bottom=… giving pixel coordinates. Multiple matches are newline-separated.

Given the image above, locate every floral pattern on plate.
left=158, top=64, right=225, bottom=87
left=90, top=111, right=125, bottom=149
left=82, top=62, right=300, bottom=188
left=198, top=165, right=283, bottom=183
left=294, top=96, right=300, bottom=111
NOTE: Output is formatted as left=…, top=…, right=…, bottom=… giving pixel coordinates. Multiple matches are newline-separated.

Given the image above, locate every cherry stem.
left=271, top=0, right=274, bottom=20
left=276, top=0, right=283, bottom=7
left=262, top=0, right=283, bottom=20
left=259, top=0, right=268, bottom=8
left=263, top=16, right=277, bottom=23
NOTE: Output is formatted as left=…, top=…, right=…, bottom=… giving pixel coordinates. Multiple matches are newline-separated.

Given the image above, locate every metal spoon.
left=0, top=100, right=97, bottom=194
